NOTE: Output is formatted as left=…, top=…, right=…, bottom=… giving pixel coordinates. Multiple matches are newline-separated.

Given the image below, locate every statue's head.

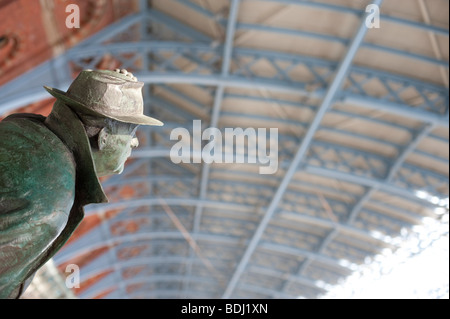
left=44, top=69, right=163, bottom=176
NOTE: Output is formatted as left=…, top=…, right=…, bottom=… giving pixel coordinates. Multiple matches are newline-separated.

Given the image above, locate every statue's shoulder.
left=0, top=112, right=76, bottom=206
left=0, top=113, right=47, bottom=136
left=0, top=112, right=75, bottom=174
left=2, top=113, right=46, bottom=123
left=1, top=113, right=58, bottom=144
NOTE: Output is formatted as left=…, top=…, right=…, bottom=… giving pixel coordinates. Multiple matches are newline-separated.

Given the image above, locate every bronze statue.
left=0, top=69, right=163, bottom=298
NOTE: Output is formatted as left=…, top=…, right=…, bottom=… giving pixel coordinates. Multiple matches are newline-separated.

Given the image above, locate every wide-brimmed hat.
left=44, top=69, right=163, bottom=126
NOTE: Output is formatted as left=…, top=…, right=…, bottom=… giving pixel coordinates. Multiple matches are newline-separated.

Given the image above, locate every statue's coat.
left=0, top=102, right=107, bottom=298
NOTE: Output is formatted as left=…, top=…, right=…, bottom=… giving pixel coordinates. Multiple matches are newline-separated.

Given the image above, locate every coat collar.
left=45, top=101, right=108, bottom=206
left=1, top=105, right=109, bottom=297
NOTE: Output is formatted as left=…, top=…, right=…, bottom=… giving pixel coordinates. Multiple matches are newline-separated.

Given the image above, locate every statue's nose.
left=131, top=137, right=139, bottom=149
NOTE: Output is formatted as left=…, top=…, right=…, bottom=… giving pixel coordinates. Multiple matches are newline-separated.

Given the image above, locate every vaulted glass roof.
left=0, top=0, right=448, bottom=299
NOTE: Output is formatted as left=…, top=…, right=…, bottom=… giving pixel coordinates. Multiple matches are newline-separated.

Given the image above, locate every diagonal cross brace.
left=182, top=0, right=242, bottom=293
left=221, top=0, right=384, bottom=299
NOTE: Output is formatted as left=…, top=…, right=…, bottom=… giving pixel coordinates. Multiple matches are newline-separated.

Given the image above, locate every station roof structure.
left=0, top=0, right=448, bottom=299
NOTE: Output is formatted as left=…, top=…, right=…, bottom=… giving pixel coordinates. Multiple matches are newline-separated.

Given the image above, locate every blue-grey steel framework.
left=0, top=0, right=448, bottom=299
left=222, top=0, right=385, bottom=298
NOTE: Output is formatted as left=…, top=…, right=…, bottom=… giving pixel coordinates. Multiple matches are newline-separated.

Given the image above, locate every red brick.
left=0, top=0, right=138, bottom=86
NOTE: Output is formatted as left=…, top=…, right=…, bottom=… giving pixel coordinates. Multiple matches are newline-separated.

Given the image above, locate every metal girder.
left=308, top=141, right=391, bottom=180
left=81, top=256, right=203, bottom=279
left=237, top=284, right=298, bottom=299
left=54, top=230, right=240, bottom=264
left=160, top=92, right=446, bottom=156
left=77, top=259, right=327, bottom=298
left=157, top=84, right=210, bottom=116
left=99, top=167, right=428, bottom=227
left=388, top=125, right=436, bottom=180
left=185, top=0, right=241, bottom=293
left=221, top=0, right=384, bottom=298
left=77, top=259, right=322, bottom=299
left=174, top=0, right=448, bottom=65
left=147, top=10, right=212, bottom=43
left=150, top=119, right=447, bottom=196
left=206, top=181, right=348, bottom=212
left=258, top=242, right=354, bottom=275
left=53, top=230, right=353, bottom=289
left=249, top=266, right=327, bottom=294
left=102, top=175, right=196, bottom=189
left=394, top=164, right=449, bottom=198
left=0, top=2, right=448, bottom=119
left=124, top=290, right=210, bottom=299
left=343, top=94, right=449, bottom=127
left=305, top=165, right=445, bottom=209
left=143, top=74, right=448, bottom=126
left=2, top=39, right=449, bottom=126
left=0, top=0, right=447, bottom=300
left=76, top=196, right=395, bottom=254
left=54, top=206, right=397, bottom=298
left=91, top=196, right=390, bottom=244
left=88, top=282, right=297, bottom=299
left=236, top=24, right=448, bottom=68
left=81, top=274, right=221, bottom=299
left=2, top=70, right=448, bottom=128
left=69, top=231, right=344, bottom=275
left=84, top=197, right=254, bottom=216
left=81, top=12, right=146, bottom=46
left=81, top=264, right=326, bottom=299
left=126, top=142, right=447, bottom=206
left=241, top=0, right=448, bottom=36
left=175, top=0, right=449, bottom=36
left=287, top=126, right=435, bottom=292
left=276, top=212, right=395, bottom=248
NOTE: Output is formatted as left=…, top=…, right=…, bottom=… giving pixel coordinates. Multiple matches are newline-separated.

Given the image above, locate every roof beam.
left=142, top=77, right=447, bottom=127
left=97, top=170, right=428, bottom=226
left=54, top=230, right=351, bottom=275
left=194, top=0, right=241, bottom=230
left=58, top=42, right=448, bottom=95
left=153, top=113, right=445, bottom=165
left=344, top=123, right=436, bottom=231
left=221, top=0, right=384, bottom=299
left=177, top=0, right=448, bottom=37
left=54, top=231, right=240, bottom=264
left=292, top=125, right=435, bottom=281
left=2, top=51, right=447, bottom=127
left=124, top=145, right=446, bottom=207
left=84, top=197, right=254, bottom=216
left=126, top=290, right=211, bottom=299
left=343, top=94, right=448, bottom=128
left=77, top=259, right=323, bottom=299
left=80, top=256, right=206, bottom=283
left=304, top=165, right=442, bottom=210
left=236, top=23, right=448, bottom=68
left=68, top=200, right=394, bottom=257
left=178, top=0, right=449, bottom=73
left=243, top=0, right=448, bottom=36
left=147, top=10, right=212, bottom=42
left=81, top=274, right=222, bottom=299
left=78, top=257, right=327, bottom=297
left=184, top=0, right=241, bottom=292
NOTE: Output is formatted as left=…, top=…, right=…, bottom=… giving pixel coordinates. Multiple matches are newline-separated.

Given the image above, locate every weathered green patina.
left=0, top=69, right=163, bottom=298
left=0, top=102, right=107, bottom=298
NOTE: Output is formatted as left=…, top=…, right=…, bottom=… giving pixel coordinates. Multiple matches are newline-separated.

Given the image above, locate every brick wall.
left=0, top=0, right=51, bottom=85
left=0, top=0, right=138, bottom=115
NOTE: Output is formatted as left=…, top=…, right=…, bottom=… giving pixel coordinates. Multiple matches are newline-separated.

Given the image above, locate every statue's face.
left=90, top=120, right=139, bottom=177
